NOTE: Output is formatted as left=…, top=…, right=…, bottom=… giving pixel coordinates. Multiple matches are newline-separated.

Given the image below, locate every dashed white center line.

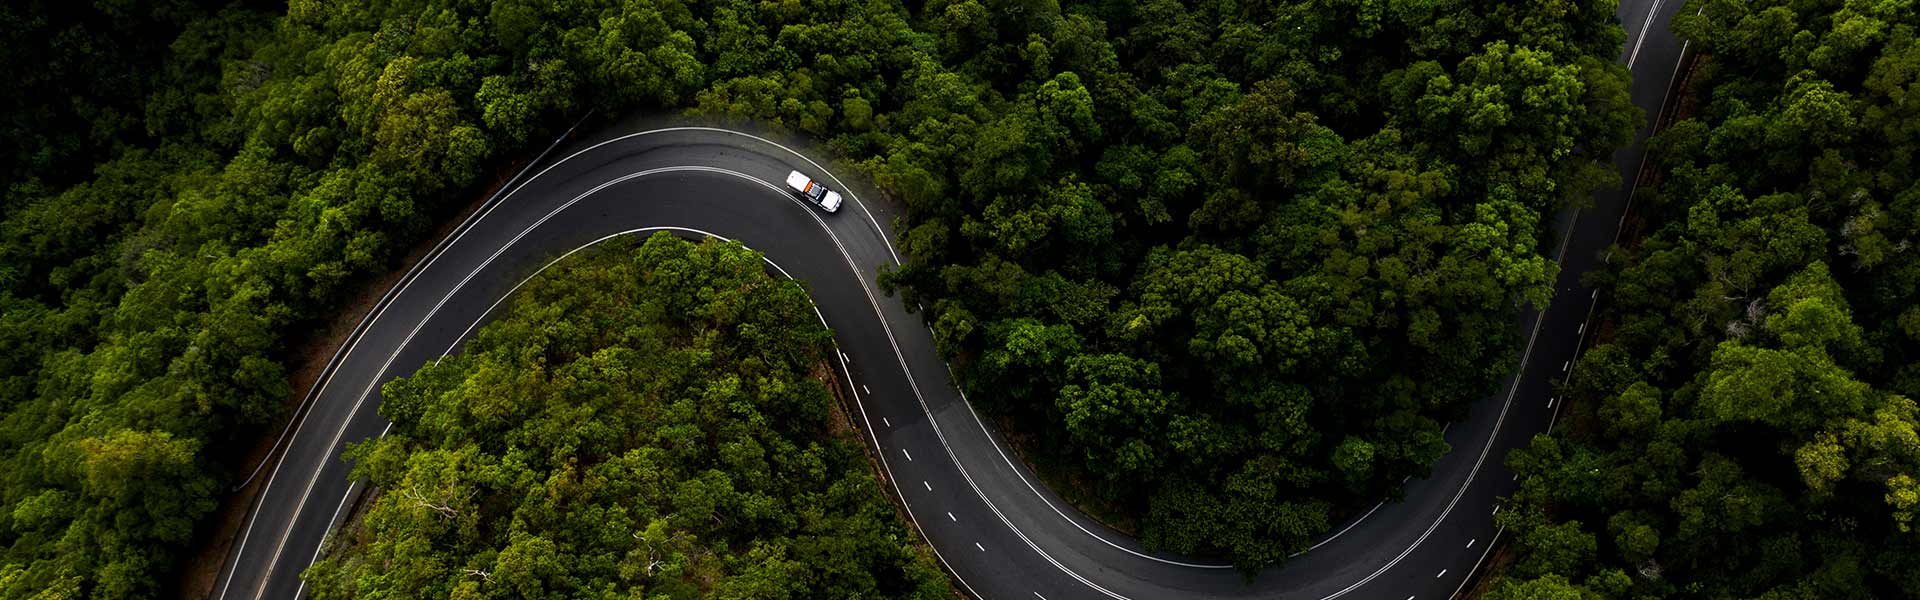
left=1436, top=569, right=1448, bottom=578
left=947, top=512, right=957, bottom=522
left=862, top=384, right=871, bottom=395
left=1562, top=361, right=1570, bottom=372
left=1466, top=538, right=1477, bottom=548
left=975, top=542, right=986, bottom=552
left=922, top=481, right=932, bottom=492
left=1034, top=592, right=1049, bottom=600
left=1548, top=397, right=1556, bottom=408
left=902, top=448, right=914, bottom=461
left=1578, top=322, right=1586, bottom=334
left=882, top=417, right=891, bottom=427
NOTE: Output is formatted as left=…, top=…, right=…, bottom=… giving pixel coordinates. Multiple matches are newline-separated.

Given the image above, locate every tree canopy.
left=868, top=0, right=1637, bottom=570
left=1489, top=0, right=1920, bottom=596
left=303, top=233, right=950, bottom=600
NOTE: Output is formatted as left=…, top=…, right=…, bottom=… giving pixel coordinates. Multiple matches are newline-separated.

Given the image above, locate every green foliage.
left=1493, top=0, right=1920, bottom=597
left=3, top=0, right=734, bottom=594
left=873, top=0, right=1636, bottom=570
left=1484, top=574, right=1605, bottom=600
left=303, top=234, right=947, bottom=599
left=1, top=0, right=1642, bottom=588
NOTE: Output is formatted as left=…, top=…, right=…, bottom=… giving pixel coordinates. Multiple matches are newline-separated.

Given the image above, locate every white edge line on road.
left=1614, top=30, right=1698, bottom=246
left=1625, top=0, right=1667, bottom=68
left=288, top=420, right=394, bottom=598
left=1297, top=501, right=1386, bottom=556
left=1449, top=527, right=1506, bottom=600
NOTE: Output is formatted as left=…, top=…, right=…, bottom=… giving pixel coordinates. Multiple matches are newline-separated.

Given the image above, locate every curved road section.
left=215, top=2, right=1691, bottom=598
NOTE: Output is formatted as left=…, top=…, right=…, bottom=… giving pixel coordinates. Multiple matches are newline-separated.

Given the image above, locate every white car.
left=785, top=170, right=842, bottom=212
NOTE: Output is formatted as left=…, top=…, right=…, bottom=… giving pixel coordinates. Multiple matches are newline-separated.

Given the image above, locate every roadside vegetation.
left=1483, top=1, right=1920, bottom=598
left=3, top=0, right=1645, bottom=596
left=301, top=233, right=949, bottom=599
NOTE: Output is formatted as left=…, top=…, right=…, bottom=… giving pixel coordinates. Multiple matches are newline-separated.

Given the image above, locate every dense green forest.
left=1484, top=1, right=1920, bottom=598
left=301, top=234, right=949, bottom=599
left=871, top=0, right=1638, bottom=569
left=0, top=0, right=1642, bottom=594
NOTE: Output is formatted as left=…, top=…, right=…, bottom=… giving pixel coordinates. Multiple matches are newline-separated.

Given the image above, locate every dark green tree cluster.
left=302, top=233, right=948, bottom=599
left=848, top=0, right=1638, bottom=570
left=1488, top=0, right=1920, bottom=598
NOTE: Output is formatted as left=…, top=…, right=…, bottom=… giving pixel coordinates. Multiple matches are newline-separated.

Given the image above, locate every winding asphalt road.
left=213, top=2, right=1693, bottom=598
